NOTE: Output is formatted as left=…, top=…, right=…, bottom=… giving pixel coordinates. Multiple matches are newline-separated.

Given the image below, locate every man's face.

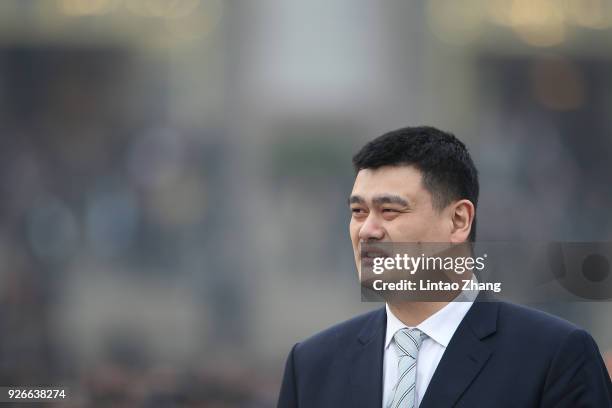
left=349, top=165, right=454, bottom=271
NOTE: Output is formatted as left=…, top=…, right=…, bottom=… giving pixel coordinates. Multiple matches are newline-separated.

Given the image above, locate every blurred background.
left=0, top=0, right=611, bottom=406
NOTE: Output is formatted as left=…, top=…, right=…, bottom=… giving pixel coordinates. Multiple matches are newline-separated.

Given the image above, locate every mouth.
left=359, top=245, right=390, bottom=266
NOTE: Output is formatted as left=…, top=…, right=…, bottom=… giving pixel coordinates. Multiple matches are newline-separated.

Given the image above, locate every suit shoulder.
left=294, top=307, right=383, bottom=356
left=497, top=301, right=583, bottom=337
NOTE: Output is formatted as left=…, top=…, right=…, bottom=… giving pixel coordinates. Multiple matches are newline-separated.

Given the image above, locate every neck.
left=387, top=301, right=449, bottom=327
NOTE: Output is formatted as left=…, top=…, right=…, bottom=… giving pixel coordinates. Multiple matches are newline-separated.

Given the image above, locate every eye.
left=381, top=208, right=402, bottom=219
left=351, top=207, right=367, bottom=216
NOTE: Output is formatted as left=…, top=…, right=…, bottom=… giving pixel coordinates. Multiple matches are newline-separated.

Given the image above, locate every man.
left=277, top=126, right=612, bottom=407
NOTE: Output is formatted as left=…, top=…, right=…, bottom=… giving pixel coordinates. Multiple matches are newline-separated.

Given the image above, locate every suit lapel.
left=349, top=307, right=386, bottom=408
left=419, top=297, right=499, bottom=408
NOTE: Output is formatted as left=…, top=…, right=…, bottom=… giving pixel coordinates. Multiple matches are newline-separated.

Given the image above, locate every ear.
left=449, top=199, right=475, bottom=243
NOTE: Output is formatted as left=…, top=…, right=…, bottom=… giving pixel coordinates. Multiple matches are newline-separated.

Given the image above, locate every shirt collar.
left=384, top=281, right=478, bottom=349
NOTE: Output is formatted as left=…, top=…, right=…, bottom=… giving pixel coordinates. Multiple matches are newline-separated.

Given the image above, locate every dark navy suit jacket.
left=278, top=298, right=612, bottom=407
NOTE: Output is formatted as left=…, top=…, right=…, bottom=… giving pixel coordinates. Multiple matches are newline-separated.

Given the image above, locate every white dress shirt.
left=382, top=290, right=477, bottom=407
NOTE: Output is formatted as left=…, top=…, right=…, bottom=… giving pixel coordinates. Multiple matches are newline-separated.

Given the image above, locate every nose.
left=358, top=213, right=385, bottom=242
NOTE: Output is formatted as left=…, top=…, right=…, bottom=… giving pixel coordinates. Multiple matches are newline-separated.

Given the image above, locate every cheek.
left=349, top=221, right=360, bottom=243
left=388, top=214, right=433, bottom=240
left=422, top=213, right=451, bottom=240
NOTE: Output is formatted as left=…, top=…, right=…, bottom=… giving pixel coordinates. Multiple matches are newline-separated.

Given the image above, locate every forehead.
left=351, top=165, right=425, bottom=198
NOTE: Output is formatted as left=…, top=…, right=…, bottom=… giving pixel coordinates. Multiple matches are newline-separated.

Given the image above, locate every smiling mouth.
left=360, top=245, right=390, bottom=263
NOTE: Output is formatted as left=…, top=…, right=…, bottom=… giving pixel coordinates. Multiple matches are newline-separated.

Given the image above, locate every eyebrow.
left=348, top=195, right=366, bottom=205
left=348, top=194, right=410, bottom=207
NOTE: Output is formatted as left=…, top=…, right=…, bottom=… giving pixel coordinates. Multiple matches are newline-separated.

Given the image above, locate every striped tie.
left=388, top=328, right=426, bottom=408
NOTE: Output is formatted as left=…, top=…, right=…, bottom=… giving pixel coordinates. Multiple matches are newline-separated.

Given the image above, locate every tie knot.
left=393, top=328, right=426, bottom=359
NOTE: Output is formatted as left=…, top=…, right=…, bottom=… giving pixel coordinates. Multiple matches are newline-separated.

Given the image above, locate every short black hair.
left=352, top=126, right=479, bottom=241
